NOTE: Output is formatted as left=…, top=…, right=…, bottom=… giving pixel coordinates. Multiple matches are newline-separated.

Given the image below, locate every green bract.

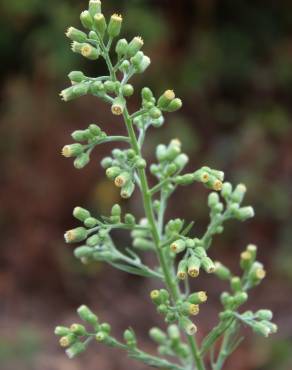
left=56, top=1, right=276, bottom=370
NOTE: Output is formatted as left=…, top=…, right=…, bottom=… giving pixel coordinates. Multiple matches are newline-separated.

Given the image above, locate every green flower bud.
left=170, top=239, right=186, bottom=254
left=66, top=341, right=86, bottom=359
left=187, top=256, right=201, bottom=278
left=252, top=322, right=271, bottom=337
left=68, top=71, right=86, bottom=83
left=157, top=304, right=168, bottom=314
left=74, top=152, right=90, bottom=169
left=107, top=13, right=123, bottom=38
left=135, top=55, right=151, bottom=73
left=62, top=143, right=84, bottom=158
left=255, top=309, right=273, bottom=321
left=73, top=206, right=91, bottom=222
left=103, top=80, right=117, bottom=93
left=77, top=305, right=98, bottom=325
left=233, top=292, right=248, bottom=306
left=86, top=234, right=99, bottom=246
left=71, top=130, right=89, bottom=141
left=60, top=84, right=88, bottom=101
left=93, top=13, right=107, bottom=37
left=80, top=10, right=93, bottom=29
left=262, top=321, right=277, bottom=334
left=150, top=289, right=161, bottom=305
left=59, top=334, right=76, bottom=348
left=151, top=116, right=165, bottom=128
left=167, top=324, right=180, bottom=342
left=201, top=257, right=215, bottom=273
left=180, top=302, right=200, bottom=316
left=158, top=90, right=175, bottom=109
left=249, top=262, right=266, bottom=284
left=88, top=124, right=101, bottom=136
left=74, top=246, right=93, bottom=259
left=55, top=326, right=70, bottom=336
left=174, top=174, right=195, bottom=185
left=174, top=153, right=189, bottom=170
left=142, top=87, right=154, bottom=101
left=115, top=38, right=128, bottom=56
left=134, top=157, right=147, bottom=169
left=214, top=262, right=231, bottom=280
left=106, top=166, right=122, bottom=180
left=221, top=182, right=233, bottom=198
left=124, top=213, right=135, bottom=225
left=234, top=206, right=255, bottom=221
left=70, top=323, right=86, bottom=336
left=230, top=276, right=242, bottom=292
left=90, top=81, right=105, bottom=96
left=149, top=107, right=162, bottom=119
left=149, top=327, right=167, bottom=344
left=114, top=171, right=131, bottom=188
left=122, top=84, right=134, bottom=97
left=240, top=250, right=253, bottom=270
left=208, top=192, right=220, bottom=208
left=177, top=259, right=188, bottom=280
left=101, top=157, right=113, bottom=169
left=128, top=36, right=144, bottom=57
left=166, top=98, right=183, bottom=112
left=64, top=227, right=88, bottom=243
left=119, top=60, right=131, bottom=73
left=81, top=44, right=99, bottom=60
left=165, top=139, right=181, bottom=160
left=247, top=244, right=257, bottom=260
left=88, top=0, right=101, bottom=16
left=179, top=316, right=197, bottom=335
left=165, top=163, right=177, bottom=176
left=84, top=217, right=98, bottom=228
left=156, top=144, right=167, bottom=161
left=100, top=323, right=111, bottom=333
left=65, top=27, right=87, bottom=42
left=194, top=246, right=207, bottom=258
left=121, top=181, right=135, bottom=199
left=123, top=329, right=136, bottom=348
left=231, top=183, right=247, bottom=204
left=96, top=331, right=107, bottom=342
left=188, top=291, right=208, bottom=304
left=111, top=96, right=126, bottom=115
left=111, top=204, right=121, bottom=216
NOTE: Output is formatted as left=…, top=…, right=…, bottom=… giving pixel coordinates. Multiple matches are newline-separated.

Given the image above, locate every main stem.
left=123, top=108, right=205, bottom=370
left=102, top=43, right=205, bottom=370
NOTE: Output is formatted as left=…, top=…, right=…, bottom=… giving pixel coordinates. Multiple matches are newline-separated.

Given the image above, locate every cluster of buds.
left=133, top=89, right=182, bottom=129
left=102, top=148, right=146, bottom=199
left=150, top=289, right=207, bottom=335
left=149, top=325, right=189, bottom=360
left=62, top=124, right=106, bottom=169
left=176, top=247, right=215, bottom=279
left=174, top=166, right=224, bottom=191
left=236, top=310, right=277, bottom=338
left=55, top=305, right=114, bottom=359
left=150, top=140, right=188, bottom=188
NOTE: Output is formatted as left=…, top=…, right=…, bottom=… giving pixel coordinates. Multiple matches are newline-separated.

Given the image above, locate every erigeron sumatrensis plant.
left=55, top=1, right=277, bottom=369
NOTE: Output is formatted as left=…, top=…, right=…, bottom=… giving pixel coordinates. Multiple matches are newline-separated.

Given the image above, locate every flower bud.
left=149, top=327, right=167, bottom=344
left=177, top=260, right=188, bottom=280
left=123, top=213, right=135, bottom=225
left=234, top=292, right=248, bottom=306
left=55, top=326, right=70, bottom=336
left=73, top=207, right=91, bottom=222
left=86, top=234, right=99, bottom=247
left=201, top=257, right=215, bottom=273
left=234, top=206, right=255, bottom=221
left=108, top=14, right=123, bottom=38
left=74, top=152, right=90, bottom=169
left=122, top=84, right=134, bottom=97
left=84, top=217, right=98, bottom=228
left=180, top=302, right=200, bottom=316
left=111, top=96, right=126, bottom=115
left=93, top=13, right=107, bottom=37
left=173, top=153, right=189, bottom=171
left=149, top=107, right=162, bottom=119
left=179, top=317, right=197, bottom=335
left=166, top=139, right=181, bottom=160
left=166, top=98, right=183, bottom=112
left=70, top=323, right=87, bottom=336
left=95, top=331, right=107, bottom=342
left=170, top=239, right=186, bottom=254
left=188, top=291, right=208, bottom=304
left=64, top=227, right=88, bottom=243
left=60, top=84, right=88, bottom=101
left=66, top=342, right=86, bottom=359
left=128, top=36, right=144, bottom=57
left=158, top=90, right=175, bottom=109
left=123, top=329, right=136, bottom=348
left=135, top=55, right=151, bottom=73
left=194, top=246, right=207, bottom=258
left=68, top=71, right=86, bottom=83
left=115, top=38, right=128, bottom=56
left=133, top=238, right=154, bottom=250
left=106, top=166, right=122, bottom=180
left=240, top=250, right=252, bottom=270
left=88, top=123, right=101, bottom=136
left=121, top=181, right=135, bottom=199
left=150, top=290, right=161, bottom=305
left=255, top=309, right=273, bottom=321
left=214, top=262, right=231, bottom=280
left=101, top=157, right=113, bottom=169
left=157, top=304, right=168, bottom=314
left=167, top=325, right=180, bottom=342
left=231, top=183, right=247, bottom=204
left=252, top=322, right=271, bottom=337
left=249, top=262, right=266, bottom=284
left=221, top=182, right=233, bottom=198
left=175, top=174, right=195, bottom=185
left=81, top=44, right=99, bottom=60
left=62, top=144, right=84, bottom=158
left=208, top=192, right=220, bottom=208
left=74, top=246, right=93, bottom=259
left=230, top=276, right=242, bottom=292
left=119, top=60, right=131, bottom=73
left=114, top=171, right=131, bottom=187
left=142, top=87, right=154, bottom=101
left=77, top=305, right=98, bottom=325
left=88, top=0, right=101, bottom=16
left=65, top=27, right=87, bottom=42
left=59, top=334, right=76, bottom=347
left=80, top=10, right=93, bottom=29
left=111, top=204, right=121, bottom=217
left=71, top=130, right=89, bottom=141
left=187, top=256, right=201, bottom=278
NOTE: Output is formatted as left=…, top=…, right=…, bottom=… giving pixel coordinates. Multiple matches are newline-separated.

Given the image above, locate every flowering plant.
left=55, top=1, right=277, bottom=369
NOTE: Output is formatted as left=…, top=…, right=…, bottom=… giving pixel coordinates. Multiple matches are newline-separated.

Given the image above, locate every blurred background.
left=0, top=0, right=292, bottom=369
